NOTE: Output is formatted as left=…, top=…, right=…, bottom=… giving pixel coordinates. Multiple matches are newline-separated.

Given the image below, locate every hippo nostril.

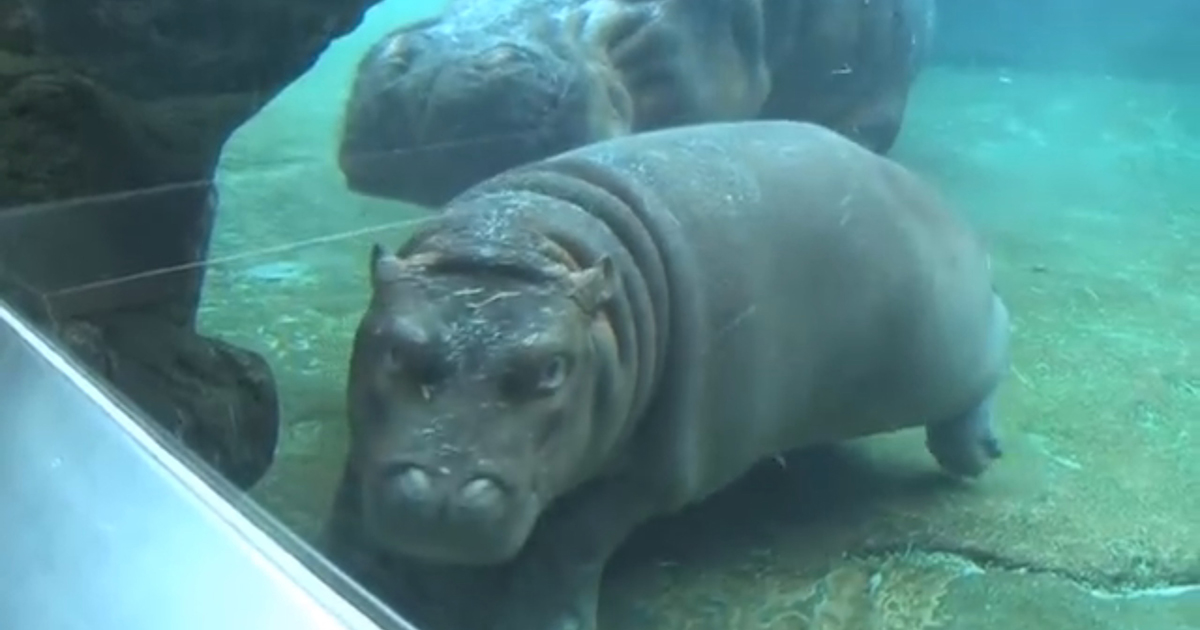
left=457, top=476, right=507, bottom=517
left=376, top=31, right=427, bottom=75
left=384, top=463, right=435, bottom=503
left=381, top=40, right=411, bottom=71
left=473, top=44, right=525, bottom=71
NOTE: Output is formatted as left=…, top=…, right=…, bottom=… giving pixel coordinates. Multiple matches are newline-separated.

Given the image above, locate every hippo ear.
left=369, top=243, right=407, bottom=286
left=567, top=255, right=618, bottom=314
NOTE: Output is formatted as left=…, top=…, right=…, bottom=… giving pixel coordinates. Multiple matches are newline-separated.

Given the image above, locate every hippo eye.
left=535, top=354, right=571, bottom=393
left=500, top=350, right=575, bottom=400
left=505, top=353, right=572, bottom=399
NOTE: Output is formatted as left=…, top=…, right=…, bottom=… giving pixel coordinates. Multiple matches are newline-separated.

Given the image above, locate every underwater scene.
left=0, top=0, right=1197, bottom=628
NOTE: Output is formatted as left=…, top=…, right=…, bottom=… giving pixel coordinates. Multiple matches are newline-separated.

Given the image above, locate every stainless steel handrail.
left=0, top=299, right=417, bottom=630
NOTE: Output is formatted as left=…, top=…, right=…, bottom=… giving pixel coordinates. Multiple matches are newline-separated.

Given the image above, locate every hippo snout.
left=379, top=462, right=509, bottom=527
left=339, top=26, right=632, bottom=207
left=360, top=456, right=538, bottom=565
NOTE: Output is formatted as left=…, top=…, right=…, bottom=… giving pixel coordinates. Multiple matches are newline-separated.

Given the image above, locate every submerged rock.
left=0, top=0, right=380, bottom=489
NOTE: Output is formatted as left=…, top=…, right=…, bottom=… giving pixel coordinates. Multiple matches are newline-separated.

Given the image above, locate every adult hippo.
left=339, top=0, right=937, bottom=208
left=321, top=120, right=1007, bottom=630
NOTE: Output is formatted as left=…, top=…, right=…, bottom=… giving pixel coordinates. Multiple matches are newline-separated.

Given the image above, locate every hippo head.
left=337, top=13, right=634, bottom=208
left=344, top=239, right=626, bottom=565
left=338, top=2, right=770, bottom=208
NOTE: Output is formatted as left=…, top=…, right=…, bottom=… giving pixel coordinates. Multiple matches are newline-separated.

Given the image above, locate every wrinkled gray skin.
left=339, top=0, right=936, bottom=207
left=323, top=120, right=1008, bottom=630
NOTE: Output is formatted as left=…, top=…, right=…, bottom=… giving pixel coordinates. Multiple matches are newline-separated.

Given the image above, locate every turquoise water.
left=194, top=1, right=1199, bottom=628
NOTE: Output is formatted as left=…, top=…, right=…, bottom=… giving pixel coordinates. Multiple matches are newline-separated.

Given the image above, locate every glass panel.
left=1, top=0, right=1196, bottom=629
left=0, top=300, right=408, bottom=629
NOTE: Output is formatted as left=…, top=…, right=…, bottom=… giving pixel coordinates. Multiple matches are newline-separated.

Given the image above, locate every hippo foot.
left=58, top=310, right=280, bottom=489
left=837, top=92, right=906, bottom=155
left=493, top=552, right=602, bottom=630
left=364, top=558, right=505, bottom=630
left=320, top=477, right=508, bottom=630
left=924, top=392, right=1003, bottom=478
left=492, top=480, right=658, bottom=630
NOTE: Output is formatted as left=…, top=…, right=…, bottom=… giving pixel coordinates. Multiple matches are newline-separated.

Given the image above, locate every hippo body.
left=323, top=120, right=1007, bottom=630
left=339, top=0, right=936, bottom=207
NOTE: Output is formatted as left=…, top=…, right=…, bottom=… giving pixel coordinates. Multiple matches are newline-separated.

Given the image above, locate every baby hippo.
left=323, top=120, right=1009, bottom=630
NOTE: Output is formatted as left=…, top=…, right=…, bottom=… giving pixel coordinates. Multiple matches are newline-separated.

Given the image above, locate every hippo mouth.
left=338, top=35, right=631, bottom=208
left=357, top=459, right=542, bottom=566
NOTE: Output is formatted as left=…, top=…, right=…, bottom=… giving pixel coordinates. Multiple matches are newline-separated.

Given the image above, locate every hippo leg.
left=494, top=480, right=658, bottom=630
left=839, top=86, right=909, bottom=155
left=924, top=390, right=1003, bottom=478
left=320, top=465, right=505, bottom=630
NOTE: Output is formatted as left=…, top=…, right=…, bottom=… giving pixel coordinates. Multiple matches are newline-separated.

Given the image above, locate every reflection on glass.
left=0, top=298, right=408, bottom=630
left=0, top=0, right=1197, bottom=629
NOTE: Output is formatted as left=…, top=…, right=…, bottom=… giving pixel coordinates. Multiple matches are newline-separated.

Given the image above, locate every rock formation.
left=0, top=0, right=380, bottom=489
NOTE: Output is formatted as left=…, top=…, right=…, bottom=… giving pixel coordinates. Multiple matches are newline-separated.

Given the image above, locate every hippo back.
left=338, top=0, right=935, bottom=207
left=455, top=120, right=1002, bottom=503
